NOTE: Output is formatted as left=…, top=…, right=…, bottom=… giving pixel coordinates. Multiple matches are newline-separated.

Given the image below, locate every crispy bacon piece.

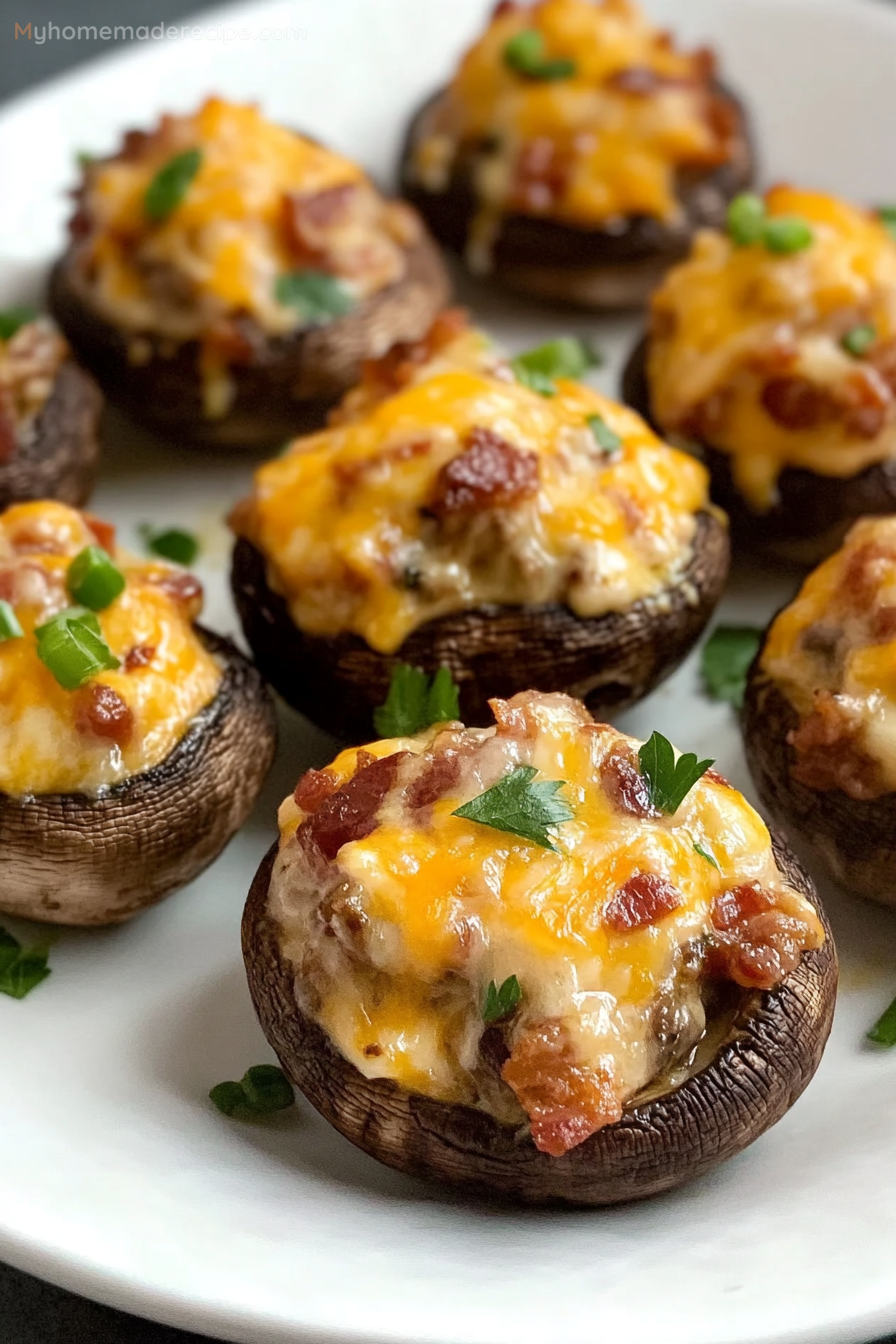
left=761, top=377, right=838, bottom=431
left=510, top=138, right=572, bottom=214
left=604, top=873, right=683, bottom=933
left=709, top=882, right=820, bottom=990
left=842, top=540, right=896, bottom=613
left=203, top=317, right=261, bottom=369
left=81, top=512, right=116, bottom=553
left=145, top=571, right=203, bottom=620
left=404, top=749, right=462, bottom=810
left=489, top=695, right=539, bottom=742
left=842, top=367, right=892, bottom=439
left=872, top=606, right=896, bottom=642
left=124, top=644, right=155, bottom=672
left=491, top=0, right=521, bottom=15
left=73, top=684, right=134, bottom=748
left=788, top=690, right=883, bottom=800
left=430, top=427, right=539, bottom=517
left=601, top=746, right=658, bottom=818
left=0, top=403, right=17, bottom=464
left=293, top=767, right=340, bottom=814
left=704, top=767, right=733, bottom=789
left=361, top=309, right=468, bottom=393
left=502, top=1019, right=623, bottom=1156
left=282, top=183, right=357, bottom=264
left=298, top=751, right=410, bottom=861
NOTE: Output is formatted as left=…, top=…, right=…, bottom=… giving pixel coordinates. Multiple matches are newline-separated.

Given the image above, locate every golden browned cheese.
left=0, top=501, right=221, bottom=796
left=649, top=187, right=896, bottom=510
left=231, top=322, right=713, bottom=654
left=270, top=691, right=823, bottom=1151
left=761, top=516, right=896, bottom=797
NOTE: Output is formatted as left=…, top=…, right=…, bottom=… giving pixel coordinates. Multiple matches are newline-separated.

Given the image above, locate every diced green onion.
left=763, top=216, right=814, bottom=255
left=0, top=600, right=23, bottom=641
left=587, top=414, right=623, bottom=456
left=274, top=270, right=355, bottom=325
left=144, top=148, right=203, bottom=222
left=504, top=29, right=576, bottom=80
left=727, top=193, right=766, bottom=247
left=513, top=337, right=601, bottom=381
left=66, top=546, right=126, bottom=611
left=0, top=306, right=37, bottom=341
left=841, top=324, right=877, bottom=359
left=877, top=205, right=896, bottom=242
left=140, top=526, right=199, bottom=566
left=511, top=363, right=558, bottom=397
left=35, top=607, right=120, bottom=690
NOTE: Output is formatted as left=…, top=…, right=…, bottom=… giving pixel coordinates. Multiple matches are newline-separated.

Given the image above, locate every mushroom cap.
left=399, top=85, right=755, bottom=310
left=47, top=231, right=451, bottom=450
left=0, top=629, right=277, bottom=926
left=230, top=512, right=730, bottom=741
left=243, top=836, right=837, bottom=1206
left=0, top=356, right=102, bottom=511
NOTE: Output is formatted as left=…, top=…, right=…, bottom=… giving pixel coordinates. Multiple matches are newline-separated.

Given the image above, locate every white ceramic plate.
left=2, top=1, right=896, bottom=1340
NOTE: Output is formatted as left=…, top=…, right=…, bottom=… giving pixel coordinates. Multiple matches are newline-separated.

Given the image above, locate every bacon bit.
left=703, top=88, right=739, bottom=148
left=761, top=377, right=838, bottom=431
left=293, top=767, right=340, bottom=814
left=430, top=427, right=539, bottom=517
left=872, top=606, right=896, bottom=642
left=319, top=889, right=367, bottom=941
left=361, top=309, right=468, bottom=393
left=298, top=751, right=410, bottom=861
left=404, top=749, right=462, bottom=810
left=355, top=749, right=376, bottom=771
left=842, top=367, right=892, bottom=439
left=502, top=1019, right=623, bottom=1156
left=363, top=1043, right=383, bottom=1058
left=489, top=695, right=539, bottom=742
left=145, top=571, right=203, bottom=620
left=203, top=317, right=259, bottom=368
left=81, top=512, right=116, bottom=553
left=745, top=331, right=800, bottom=377
left=73, top=683, right=135, bottom=748
left=709, top=882, right=819, bottom=990
left=0, top=404, right=17, bottom=465
left=704, top=767, right=733, bottom=789
left=870, top=338, right=896, bottom=395
left=0, top=571, right=13, bottom=602
left=680, top=389, right=731, bottom=442
left=282, top=183, right=357, bottom=263
left=601, top=747, right=658, bottom=818
left=604, top=873, right=683, bottom=933
left=124, top=644, right=155, bottom=673
left=842, top=540, right=896, bottom=613
left=510, top=138, right=571, bottom=215
left=788, top=690, right=884, bottom=800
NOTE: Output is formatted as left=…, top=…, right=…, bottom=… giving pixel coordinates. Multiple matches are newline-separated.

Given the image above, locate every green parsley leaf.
left=139, top=525, right=200, bottom=567
left=482, top=974, right=522, bottom=1025
left=453, top=765, right=574, bottom=852
left=374, top=663, right=461, bottom=738
left=841, top=324, right=877, bottom=359
left=504, top=29, right=576, bottom=80
left=868, top=995, right=896, bottom=1047
left=587, top=414, right=623, bottom=456
left=76, top=150, right=95, bottom=169
left=701, top=625, right=763, bottom=709
left=210, top=1064, right=294, bottom=1118
left=514, top=337, right=602, bottom=381
left=638, top=732, right=714, bottom=817
left=0, top=306, right=37, bottom=341
left=144, top=148, right=202, bottom=222
left=877, top=205, right=896, bottom=242
left=0, top=927, right=51, bottom=1000
left=511, top=363, right=558, bottom=396
left=274, top=270, right=355, bottom=325
left=693, top=841, right=720, bottom=871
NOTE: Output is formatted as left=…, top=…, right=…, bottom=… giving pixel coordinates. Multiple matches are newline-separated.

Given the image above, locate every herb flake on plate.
left=0, top=928, right=51, bottom=1000
left=373, top=663, right=460, bottom=738
left=701, top=625, right=763, bottom=709
left=210, top=1065, right=294, bottom=1117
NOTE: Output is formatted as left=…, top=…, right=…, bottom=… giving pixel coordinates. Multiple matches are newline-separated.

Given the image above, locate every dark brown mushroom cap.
left=0, top=356, right=102, bottom=510
left=0, top=630, right=277, bottom=927
left=47, top=230, right=451, bottom=450
left=744, top=661, right=896, bottom=907
left=243, top=836, right=836, bottom=1206
left=230, top=511, right=730, bottom=741
left=622, top=335, right=896, bottom=564
left=399, top=86, right=755, bottom=310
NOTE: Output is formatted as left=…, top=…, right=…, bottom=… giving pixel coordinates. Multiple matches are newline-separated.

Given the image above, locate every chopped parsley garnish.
left=482, top=974, right=522, bottom=1025
left=877, top=205, right=896, bottom=242
left=139, top=525, right=200, bottom=567
left=66, top=546, right=126, bottom=612
left=274, top=270, right=355, bottom=325
left=373, top=663, right=460, bottom=738
left=144, top=148, right=203, bottom=221
left=210, top=1064, right=295, bottom=1117
left=503, top=29, right=576, bottom=80
left=0, top=600, right=23, bottom=641
left=693, top=841, right=720, bottom=871
left=35, top=607, right=120, bottom=690
left=726, top=194, right=814, bottom=255
left=0, top=928, right=51, bottom=1000
left=841, top=324, right=877, bottom=359
left=638, top=731, right=714, bottom=817
left=701, top=625, right=763, bottom=709
left=868, top=996, right=896, bottom=1048
left=453, top=765, right=574, bottom=852
left=512, top=337, right=601, bottom=396
left=587, top=414, right=623, bottom=457
left=0, top=306, right=37, bottom=341
left=76, top=150, right=95, bottom=168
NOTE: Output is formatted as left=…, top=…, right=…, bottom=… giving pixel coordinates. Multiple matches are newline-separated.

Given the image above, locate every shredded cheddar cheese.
left=231, top=319, right=714, bottom=655
left=0, top=502, right=221, bottom=796
left=649, top=187, right=896, bottom=511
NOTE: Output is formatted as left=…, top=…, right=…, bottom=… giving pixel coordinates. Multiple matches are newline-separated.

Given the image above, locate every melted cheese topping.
left=762, top=515, right=896, bottom=792
left=409, top=0, right=731, bottom=248
left=74, top=98, right=414, bottom=354
left=271, top=692, right=822, bottom=1124
left=231, top=323, right=712, bottom=654
left=649, top=187, right=896, bottom=510
left=0, top=502, right=222, bottom=797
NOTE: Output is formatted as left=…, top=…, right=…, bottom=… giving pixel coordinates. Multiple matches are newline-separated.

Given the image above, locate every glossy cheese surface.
left=649, top=187, right=896, bottom=510
left=232, top=323, right=712, bottom=654
left=0, top=502, right=221, bottom=797
left=270, top=692, right=823, bottom=1147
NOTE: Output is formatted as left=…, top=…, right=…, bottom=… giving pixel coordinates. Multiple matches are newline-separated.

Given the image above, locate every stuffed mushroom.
left=744, top=516, right=896, bottom=906
left=0, top=309, right=101, bottom=509
left=50, top=97, right=451, bottom=448
left=400, top=0, right=754, bottom=309
left=243, top=690, right=835, bottom=1205
left=0, top=500, right=277, bottom=926
left=229, top=312, right=730, bottom=739
left=623, top=187, right=896, bottom=562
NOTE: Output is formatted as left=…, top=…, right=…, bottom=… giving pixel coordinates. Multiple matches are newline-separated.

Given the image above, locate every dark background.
left=1, top=1, right=895, bottom=1341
